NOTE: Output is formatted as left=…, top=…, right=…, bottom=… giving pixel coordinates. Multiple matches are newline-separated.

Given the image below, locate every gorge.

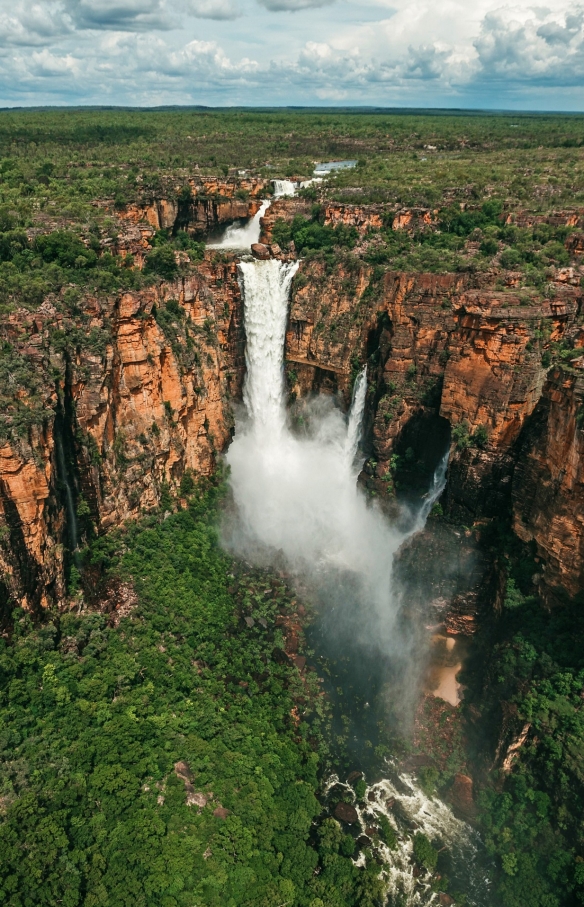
left=1, top=109, right=584, bottom=907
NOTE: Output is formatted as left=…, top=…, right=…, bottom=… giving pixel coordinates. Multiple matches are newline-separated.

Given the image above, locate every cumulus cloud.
left=475, top=6, right=584, bottom=84
left=1, top=0, right=584, bottom=106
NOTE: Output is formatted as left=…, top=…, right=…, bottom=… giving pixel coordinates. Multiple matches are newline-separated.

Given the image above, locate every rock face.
left=0, top=261, right=245, bottom=613
left=512, top=367, right=584, bottom=598
left=284, top=256, right=584, bottom=599
left=118, top=176, right=268, bottom=238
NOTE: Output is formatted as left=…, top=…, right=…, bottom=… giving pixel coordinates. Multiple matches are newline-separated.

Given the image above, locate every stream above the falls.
left=221, top=255, right=494, bottom=905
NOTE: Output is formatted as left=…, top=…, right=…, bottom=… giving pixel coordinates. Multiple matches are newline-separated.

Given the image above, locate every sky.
left=1, top=0, right=584, bottom=109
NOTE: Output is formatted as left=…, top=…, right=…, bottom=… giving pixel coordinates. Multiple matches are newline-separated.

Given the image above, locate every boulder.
left=334, top=802, right=359, bottom=824
left=251, top=243, right=270, bottom=260
left=447, top=773, right=476, bottom=819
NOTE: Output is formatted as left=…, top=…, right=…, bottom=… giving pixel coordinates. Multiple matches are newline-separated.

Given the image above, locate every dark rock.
left=292, top=655, right=306, bottom=671
left=213, top=806, right=230, bottom=819
left=272, top=647, right=291, bottom=665
left=251, top=243, right=270, bottom=260
left=334, top=802, right=359, bottom=824
left=447, top=773, right=477, bottom=819
left=355, top=834, right=372, bottom=849
left=347, top=771, right=363, bottom=784
left=367, top=791, right=377, bottom=802
left=439, top=894, right=454, bottom=906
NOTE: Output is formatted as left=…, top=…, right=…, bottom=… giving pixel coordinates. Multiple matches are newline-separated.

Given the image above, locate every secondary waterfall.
left=273, top=179, right=296, bottom=197
left=207, top=199, right=270, bottom=251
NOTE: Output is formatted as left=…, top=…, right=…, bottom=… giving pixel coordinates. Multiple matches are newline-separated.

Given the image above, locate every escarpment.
left=285, top=254, right=584, bottom=599
left=0, top=261, right=245, bottom=611
left=2, top=191, right=584, bottom=612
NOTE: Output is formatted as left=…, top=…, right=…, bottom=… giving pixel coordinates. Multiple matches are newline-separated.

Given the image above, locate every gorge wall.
left=0, top=259, right=245, bottom=615
left=1, top=194, right=583, bottom=618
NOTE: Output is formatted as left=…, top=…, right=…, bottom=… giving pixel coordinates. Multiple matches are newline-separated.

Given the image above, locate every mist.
left=223, top=258, right=447, bottom=668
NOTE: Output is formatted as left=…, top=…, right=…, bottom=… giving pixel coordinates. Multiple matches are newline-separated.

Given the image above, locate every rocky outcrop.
left=323, top=203, right=385, bottom=234
left=117, top=177, right=269, bottom=238
left=259, top=197, right=311, bottom=244
left=512, top=366, right=584, bottom=598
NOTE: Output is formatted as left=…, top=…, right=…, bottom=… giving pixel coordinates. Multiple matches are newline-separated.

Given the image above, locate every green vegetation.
left=0, top=482, right=380, bottom=907
left=463, top=528, right=584, bottom=907
left=272, top=213, right=357, bottom=256
left=413, top=833, right=439, bottom=872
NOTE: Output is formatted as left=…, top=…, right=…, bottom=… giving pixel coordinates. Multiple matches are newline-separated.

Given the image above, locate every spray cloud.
left=224, top=259, right=447, bottom=655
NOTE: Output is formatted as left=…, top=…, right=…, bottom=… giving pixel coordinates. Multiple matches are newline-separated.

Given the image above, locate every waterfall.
left=273, top=179, right=296, bottom=198
left=207, top=199, right=270, bottom=251
left=224, top=259, right=488, bottom=907
left=238, top=259, right=298, bottom=435
left=226, top=259, right=448, bottom=628
left=345, top=367, right=367, bottom=469
left=55, top=432, right=78, bottom=553
left=227, top=260, right=407, bottom=643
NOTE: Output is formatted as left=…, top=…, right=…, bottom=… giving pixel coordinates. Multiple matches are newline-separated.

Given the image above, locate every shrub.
left=144, top=244, right=178, bottom=278
left=413, top=833, right=438, bottom=872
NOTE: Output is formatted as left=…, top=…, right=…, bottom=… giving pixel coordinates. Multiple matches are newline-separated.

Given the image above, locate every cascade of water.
left=238, top=258, right=298, bottom=435
left=55, top=433, right=78, bottom=552
left=207, top=199, right=270, bottom=250
left=345, top=366, right=367, bottom=469
left=224, top=258, right=488, bottom=907
left=273, top=179, right=296, bottom=197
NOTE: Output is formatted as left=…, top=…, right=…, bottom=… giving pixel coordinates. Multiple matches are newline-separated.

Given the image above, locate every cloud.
left=1, top=0, right=584, bottom=107
left=185, top=0, right=241, bottom=18
left=0, top=3, right=70, bottom=46
left=257, top=0, right=335, bottom=11
left=65, top=0, right=167, bottom=30
left=474, top=6, right=584, bottom=85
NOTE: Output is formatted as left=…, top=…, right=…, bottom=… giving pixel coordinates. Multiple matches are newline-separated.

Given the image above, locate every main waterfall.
left=226, top=259, right=446, bottom=649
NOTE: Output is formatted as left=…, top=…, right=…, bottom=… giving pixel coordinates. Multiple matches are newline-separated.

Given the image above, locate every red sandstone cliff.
left=0, top=262, right=245, bottom=613
left=284, top=256, right=584, bottom=598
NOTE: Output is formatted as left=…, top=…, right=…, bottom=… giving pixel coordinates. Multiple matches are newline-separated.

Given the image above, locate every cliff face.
left=0, top=262, right=245, bottom=613
left=512, top=367, right=584, bottom=599
left=285, top=257, right=584, bottom=598
left=118, top=177, right=268, bottom=238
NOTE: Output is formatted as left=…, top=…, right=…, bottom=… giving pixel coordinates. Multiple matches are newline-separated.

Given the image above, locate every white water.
left=273, top=179, right=296, bottom=197
left=325, top=771, right=490, bottom=906
left=226, top=258, right=446, bottom=650
left=207, top=199, right=270, bottom=251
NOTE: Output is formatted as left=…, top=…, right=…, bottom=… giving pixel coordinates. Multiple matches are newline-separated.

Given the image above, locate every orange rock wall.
left=0, top=263, right=245, bottom=611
